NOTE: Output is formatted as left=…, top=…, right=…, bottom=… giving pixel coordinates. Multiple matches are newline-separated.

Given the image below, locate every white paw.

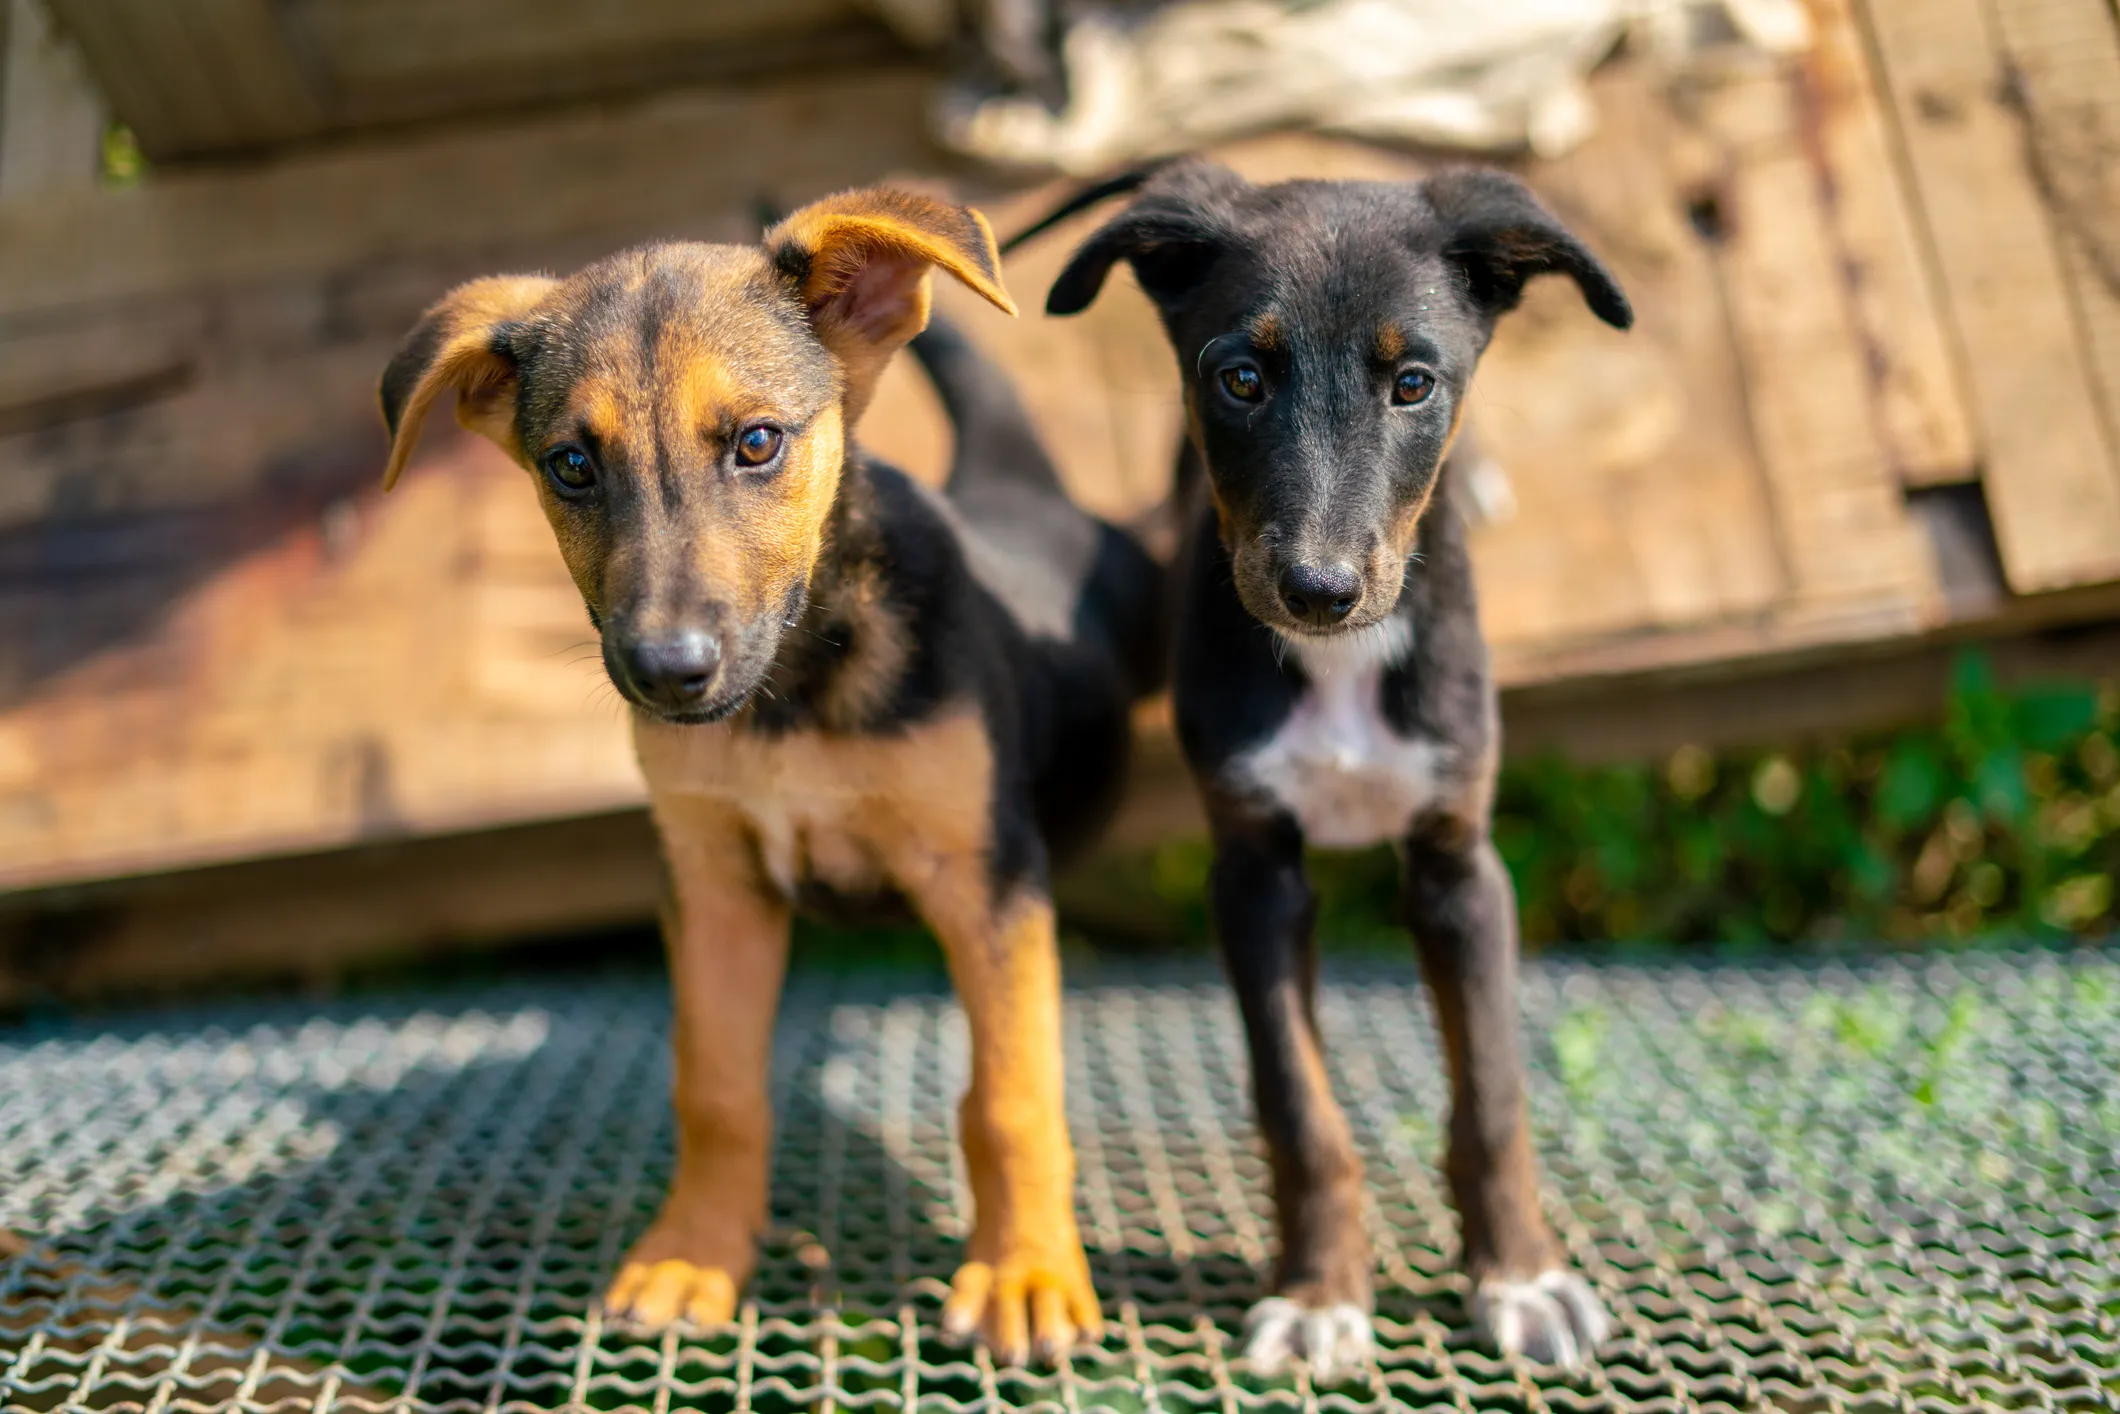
left=1242, top=1296, right=1374, bottom=1383
left=1473, top=1269, right=1610, bottom=1368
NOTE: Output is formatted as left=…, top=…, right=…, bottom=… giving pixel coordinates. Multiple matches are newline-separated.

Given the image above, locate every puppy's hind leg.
left=1403, top=812, right=1609, bottom=1368
left=605, top=796, right=791, bottom=1330
left=1211, top=807, right=1375, bottom=1383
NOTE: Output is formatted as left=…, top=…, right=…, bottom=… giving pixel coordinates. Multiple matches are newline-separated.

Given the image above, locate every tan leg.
left=604, top=794, right=791, bottom=1328
left=908, top=866, right=1101, bottom=1364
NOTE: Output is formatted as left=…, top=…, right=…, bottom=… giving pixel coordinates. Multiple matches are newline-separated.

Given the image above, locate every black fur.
left=750, top=315, right=1164, bottom=902
left=1044, top=158, right=1628, bottom=1366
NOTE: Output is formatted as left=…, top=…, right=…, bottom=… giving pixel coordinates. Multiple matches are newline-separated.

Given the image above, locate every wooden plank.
left=0, top=427, right=644, bottom=891
left=174, top=0, right=328, bottom=147
left=2064, top=236, right=2120, bottom=479
left=1695, top=68, right=1940, bottom=623
left=0, top=319, right=192, bottom=435
left=290, top=0, right=864, bottom=124
left=1862, top=0, right=2120, bottom=592
left=0, top=0, right=104, bottom=200
left=1797, top=0, right=1979, bottom=486
left=50, top=0, right=885, bottom=159
left=0, top=68, right=943, bottom=322
left=45, top=0, right=324, bottom=157
left=35, top=0, right=175, bottom=154
left=1990, top=0, right=2120, bottom=491
left=1477, top=77, right=1790, bottom=648
left=290, top=0, right=856, bottom=72
left=1503, top=610, right=2120, bottom=761
left=0, top=809, right=662, bottom=1005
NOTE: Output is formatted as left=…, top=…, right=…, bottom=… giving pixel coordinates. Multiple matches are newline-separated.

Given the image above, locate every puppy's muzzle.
left=612, top=630, right=724, bottom=716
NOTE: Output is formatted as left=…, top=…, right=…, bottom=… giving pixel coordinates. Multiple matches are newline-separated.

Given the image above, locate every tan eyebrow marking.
left=1246, top=311, right=1282, bottom=350
left=1373, top=322, right=1406, bottom=361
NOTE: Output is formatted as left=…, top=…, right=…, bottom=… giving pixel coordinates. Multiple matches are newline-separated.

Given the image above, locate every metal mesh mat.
left=5, top=946, right=2119, bottom=1413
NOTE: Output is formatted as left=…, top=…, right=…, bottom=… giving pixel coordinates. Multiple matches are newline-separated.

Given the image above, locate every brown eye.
left=1219, top=364, right=1263, bottom=403
left=541, top=444, right=596, bottom=493
left=734, top=423, right=783, bottom=467
left=1393, top=369, right=1435, bottom=405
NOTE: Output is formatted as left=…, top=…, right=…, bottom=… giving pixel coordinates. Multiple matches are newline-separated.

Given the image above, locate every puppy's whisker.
left=544, top=644, right=592, bottom=661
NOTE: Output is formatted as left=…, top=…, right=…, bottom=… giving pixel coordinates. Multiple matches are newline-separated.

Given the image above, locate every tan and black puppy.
left=377, top=188, right=1163, bottom=1364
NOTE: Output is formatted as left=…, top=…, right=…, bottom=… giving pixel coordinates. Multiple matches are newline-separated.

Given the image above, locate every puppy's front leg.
left=910, top=864, right=1100, bottom=1365
left=1210, top=807, right=1375, bottom=1379
left=1403, top=813, right=1608, bottom=1367
left=606, top=794, right=791, bottom=1329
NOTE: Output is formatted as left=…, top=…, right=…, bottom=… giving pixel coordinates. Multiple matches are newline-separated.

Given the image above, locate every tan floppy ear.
left=378, top=275, right=557, bottom=491
left=766, top=186, right=1017, bottom=421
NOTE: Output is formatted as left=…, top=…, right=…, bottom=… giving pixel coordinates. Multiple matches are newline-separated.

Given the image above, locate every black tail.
left=906, top=311, right=1066, bottom=496
left=998, top=163, right=1167, bottom=255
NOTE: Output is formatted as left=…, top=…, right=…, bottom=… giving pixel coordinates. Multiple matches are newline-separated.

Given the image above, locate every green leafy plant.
left=1493, top=652, right=2117, bottom=945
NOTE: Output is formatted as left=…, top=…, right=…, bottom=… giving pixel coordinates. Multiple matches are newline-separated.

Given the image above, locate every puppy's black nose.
left=620, top=631, right=722, bottom=711
left=1278, top=562, right=1362, bottom=627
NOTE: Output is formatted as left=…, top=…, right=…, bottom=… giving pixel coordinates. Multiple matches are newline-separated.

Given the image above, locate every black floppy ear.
left=1046, top=161, right=1247, bottom=316
left=1422, top=168, right=1632, bottom=330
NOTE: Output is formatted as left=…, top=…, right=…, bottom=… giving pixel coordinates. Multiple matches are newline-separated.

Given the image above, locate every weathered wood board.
left=0, top=0, right=105, bottom=200
left=1691, top=67, right=1939, bottom=626
left=1862, top=0, right=2120, bottom=594
left=42, top=0, right=891, bottom=161
left=1987, top=0, right=2120, bottom=501
left=1794, top=0, right=1978, bottom=489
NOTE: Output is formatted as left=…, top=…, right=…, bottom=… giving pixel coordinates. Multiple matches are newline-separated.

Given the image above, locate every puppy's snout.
left=1277, top=561, right=1363, bottom=628
left=617, top=630, right=723, bottom=712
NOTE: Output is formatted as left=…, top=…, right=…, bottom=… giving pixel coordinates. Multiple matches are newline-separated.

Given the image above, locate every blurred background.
left=0, top=0, right=2116, bottom=1005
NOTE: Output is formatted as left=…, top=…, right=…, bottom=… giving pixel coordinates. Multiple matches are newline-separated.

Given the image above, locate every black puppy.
left=1039, top=162, right=1632, bottom=1376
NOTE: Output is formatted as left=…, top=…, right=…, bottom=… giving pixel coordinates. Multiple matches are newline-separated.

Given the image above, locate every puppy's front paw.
left=942, top=1247, right=1103, bottom=1366
left=1242, top=1296, right=1374, bottom=1382
left=1473, top=1268, right=1610, bottom=1368
left=604, top=1252, right=741, bottom=1329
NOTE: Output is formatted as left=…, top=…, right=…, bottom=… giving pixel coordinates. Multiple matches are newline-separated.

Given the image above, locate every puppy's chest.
left=634, top=713, right=991, bottom=902
left=1235, top=630, right=1448, bottom=849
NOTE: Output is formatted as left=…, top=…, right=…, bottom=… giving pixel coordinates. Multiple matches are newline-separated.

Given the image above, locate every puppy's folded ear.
left=767, top=186, right=1016, bottom=420
left=379, top=276, right=558, bottom=490
left=1046, top=160, right=1246, bottom=316
left=1422, top=169, right=1632, bottom=330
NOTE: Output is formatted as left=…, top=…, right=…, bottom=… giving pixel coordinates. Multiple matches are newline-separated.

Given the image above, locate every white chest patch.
left=1235, top=618, right=1447, bottom=849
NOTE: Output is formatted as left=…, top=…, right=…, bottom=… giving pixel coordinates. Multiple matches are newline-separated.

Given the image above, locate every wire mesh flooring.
left=4, top=945, right=2118, bottom=1413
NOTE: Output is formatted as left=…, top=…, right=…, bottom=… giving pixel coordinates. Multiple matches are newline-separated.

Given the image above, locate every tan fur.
left=930, top=889, right=1101, bottom=1361
left=633, top=710, right=993, bottom=900
left=1373, top=322, right=1407, bottom=362
left=1248, top=311, right=1283, bottom=351
left=630, top=708, right=1099, bottom=1359
left=379, top=275, right=557, bottom=490
left=768, top=192, right=1015, bottom=425
left=604, top=795, right=791, bottom=1327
